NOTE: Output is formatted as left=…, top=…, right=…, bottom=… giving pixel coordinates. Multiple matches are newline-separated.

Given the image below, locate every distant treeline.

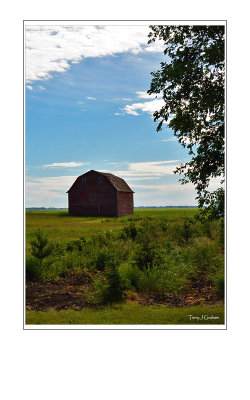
left=26, top=207, right=68, bottom=211
left=26, top=206, right=197, bottom=210
left=135, top=206, right=198, bottom=209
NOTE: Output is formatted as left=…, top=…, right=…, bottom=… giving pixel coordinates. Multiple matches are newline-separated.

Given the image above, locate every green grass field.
left=26, top=303, right=224, bottom=325
left=25, top=208, right=224, bottom=326
left=26, top=208, right=199, bottom=241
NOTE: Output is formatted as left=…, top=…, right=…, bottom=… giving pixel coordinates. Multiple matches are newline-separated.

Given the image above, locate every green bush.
left=174, top=218, right=195, bottom=245
left=26, top=254, right=41, bottom=280
left=118, top=264, right=141, bottom=290
left=39, top=256, right=68, bottom=281
left=85, top=246, right=118, bottom=271
left=215, top=271, right=224, bottom=297
left=218, top=218, right=225, bottom=247
left=66, top=237, right=86, bottom=252
left=90, top=231, right=114, bottom=247
left=131, top=238, right=166, bottom=270
left=26, top=252, right=68, bottom=282
left=120, top=222, right=137, bottom=241
left=93, top=267, right=125, bottom=304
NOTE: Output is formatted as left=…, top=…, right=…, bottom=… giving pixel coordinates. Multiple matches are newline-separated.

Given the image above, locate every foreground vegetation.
left=26, top=303, right=224, bottom=325
left=26, top=209, right=224, bottom=324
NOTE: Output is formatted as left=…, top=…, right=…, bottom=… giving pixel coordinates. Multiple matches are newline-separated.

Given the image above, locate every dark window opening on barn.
left=82, top=177, right=86, bottom=187
left=99, top=176, right=103, bottom=186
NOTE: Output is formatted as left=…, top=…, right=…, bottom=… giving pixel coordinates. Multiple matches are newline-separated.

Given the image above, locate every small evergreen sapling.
left=30, top=229, right=53, bottom=270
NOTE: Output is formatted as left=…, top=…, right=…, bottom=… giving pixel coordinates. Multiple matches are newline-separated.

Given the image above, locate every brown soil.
left=26, top=273, right=223, bottom=311
left=138, top=285, right=223, bottom=307
left=26, top=273, right=93, bottom=311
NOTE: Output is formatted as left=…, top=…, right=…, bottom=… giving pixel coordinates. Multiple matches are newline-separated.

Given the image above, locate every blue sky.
left=25, top=24, right=201, bottom=207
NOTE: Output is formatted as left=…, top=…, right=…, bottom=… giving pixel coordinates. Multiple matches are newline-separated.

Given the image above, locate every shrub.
left=39, top=256, right=68, bottom=281
left=52, top=240, right=66, bottom=256
left=218, top=218, right=225, bottom=247
left=202, top=221, right=212, bottom=239
left=118, top=264, right=141, bottom=290
left=176, top=238, right=223, bottom=284
left=26, top=252, right=67, bottom=282
left=215, top=271, right=224, bottom=297
left=174, top=218, right=194, bottom=245
left=120, top=222, right=137, bottom=241
left=131, top=237, right=166, bottom=270
left=66, top=237, right=86, bottom=252
left=91, top=231, right=114, bottom=247
left=26, top=254, right=41, bottom=280
left=85, top=246, right=118, bottom=271
left=93, top=267, right=125, bottom=304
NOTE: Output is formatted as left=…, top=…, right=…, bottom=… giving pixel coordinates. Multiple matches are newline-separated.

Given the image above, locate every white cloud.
left=26, top=175, right=77, bottom=206
left=161, top=137, right=178, bottom=142
left=26, top=85, right=33, bottom=90
left=135, top=91, right=161, bottom=99
left=43, top=161, right=89, bottom=168
left=132, top=182, right=195, bottom=191
left=38, top=85, right=45, bottom=90
left=110, top=160, right=181, bottom=178
left=25, top=25, right=164, bottom=83
left=125, top=177, right=160, bottom=181
left=86, top=96, right=96, bottom=100
left=124, top=99, right=165, bottom=117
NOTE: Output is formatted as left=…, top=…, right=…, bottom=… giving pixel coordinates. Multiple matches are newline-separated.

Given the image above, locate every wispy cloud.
left=106, top=160, right=181, bottom=178
left=26, top=85, right=33, bottom=90
left=135, top=91, right=160, bottom=99
left=132, top=182, right=194, bottom=191
left=43, top=161, right=89, bottom=168
left=25, top=25, right=164, bottom=83
left=161, top=137, right=178, bottom=142
left=26, top=175, right=77, bottom=206
left=124, top=99, right=165, bottom=117
left=86, top=96, right=96, bottom=100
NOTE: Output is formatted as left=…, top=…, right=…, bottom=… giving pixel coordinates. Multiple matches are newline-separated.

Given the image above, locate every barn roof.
left=98, top=172, right=134, bottom=193
left=67, top=170, right=134, bottom=193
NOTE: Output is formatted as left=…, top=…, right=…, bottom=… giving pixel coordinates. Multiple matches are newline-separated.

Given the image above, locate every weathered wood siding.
left=117, top=192, right=134, bottom=216
left=68, top=171, right=117, bottom=216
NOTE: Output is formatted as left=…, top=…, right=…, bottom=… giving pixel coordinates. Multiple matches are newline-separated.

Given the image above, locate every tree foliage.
left=148, top=25, right=225, bottom=219
left=30, top=229, right=53, bottom=268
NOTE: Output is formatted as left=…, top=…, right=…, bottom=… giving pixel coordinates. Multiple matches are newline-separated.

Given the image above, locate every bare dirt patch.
left=26, top=274, right=223, bottom=311
left=26, top=273, right=93, bottom=311
left=138, top=285, right=223, bottom=307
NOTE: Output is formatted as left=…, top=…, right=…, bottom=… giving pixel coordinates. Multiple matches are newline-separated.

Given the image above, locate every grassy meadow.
left=25, top=208, right=225, bottom=325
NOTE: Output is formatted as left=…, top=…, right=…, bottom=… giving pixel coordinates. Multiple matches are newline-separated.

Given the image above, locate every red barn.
left=67, top=170, right=134, bottom=217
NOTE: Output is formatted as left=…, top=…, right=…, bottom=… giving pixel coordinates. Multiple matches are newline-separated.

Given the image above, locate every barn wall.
left=68, top=171, right=118, bottom=216
left=117, top=192, right=134, bottom=216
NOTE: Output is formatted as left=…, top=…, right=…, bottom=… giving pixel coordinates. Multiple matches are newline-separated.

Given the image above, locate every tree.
left=148, top=25, right=225, bottom=220
left=30, top=229, right=53, bottom=270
